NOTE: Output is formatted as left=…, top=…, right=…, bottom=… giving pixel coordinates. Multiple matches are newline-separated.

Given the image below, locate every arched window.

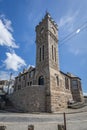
left=38, top=76, right=44, bottom=85
left=65, top=77, right=69, bottom=89
left=52, top=45, right=54, bottom=60
left=42, top=45, right=44, bottom=60
left=39, top=47, right=41, bottom=61
left=54, top=47, right=56, bottom=62
left=56, top=76, right=59, bottom=86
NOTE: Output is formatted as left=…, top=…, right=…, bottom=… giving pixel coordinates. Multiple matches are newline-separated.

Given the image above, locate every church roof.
left=60, top=71, right=81, bottom=80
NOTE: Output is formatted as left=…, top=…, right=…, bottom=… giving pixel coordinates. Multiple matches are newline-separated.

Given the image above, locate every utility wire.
left=59, top=21, right=87, bottom=47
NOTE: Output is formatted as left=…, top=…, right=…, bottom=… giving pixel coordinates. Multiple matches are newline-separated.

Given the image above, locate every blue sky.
left=0, top=0, right=87, bottom=94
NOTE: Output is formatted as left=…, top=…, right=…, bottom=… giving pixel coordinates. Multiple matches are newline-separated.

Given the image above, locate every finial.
left=45, top=9, right=48, bottom=15
left=45, top=10, right=50, bottom=18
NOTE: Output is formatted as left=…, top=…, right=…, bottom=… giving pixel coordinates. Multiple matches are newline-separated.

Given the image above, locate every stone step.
left=68, top=102, right=86, bottom=109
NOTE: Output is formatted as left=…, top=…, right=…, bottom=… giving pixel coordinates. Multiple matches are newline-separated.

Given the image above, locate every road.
left=0, top=111, right=87, bottom=130
left=0, top=111, right=87, bottom=123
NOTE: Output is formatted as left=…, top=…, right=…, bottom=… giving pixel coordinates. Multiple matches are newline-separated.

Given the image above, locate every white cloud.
left=4, top=20, right=13, bottom=32
left=58, top=11, right=79, bottom=32
left=59, top=16, right=73, bottom=28
left=4, top=52, right=26, bottom=71
left=0, top=15, right=18, bottom=48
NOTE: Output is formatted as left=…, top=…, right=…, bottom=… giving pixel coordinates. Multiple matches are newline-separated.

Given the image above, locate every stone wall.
left=84, top=96, right=87, bottom=103
left=9, top=86, right=45, bottom=112
left=71, top=78, right=84, bottom=102
left=71, top=90, right=84, bottom=102
left=49, top=68, right=73, bottom=112
left=51, top=91, right=72, bottom=112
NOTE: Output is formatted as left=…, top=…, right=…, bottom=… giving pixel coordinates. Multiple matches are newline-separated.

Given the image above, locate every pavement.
left=0, top=105, right=87, bottom=130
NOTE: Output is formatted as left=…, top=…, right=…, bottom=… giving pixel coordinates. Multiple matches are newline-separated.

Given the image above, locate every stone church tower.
left=36, top=12, right=59, bottom=71
left=35, top=12, right=69, bottom=112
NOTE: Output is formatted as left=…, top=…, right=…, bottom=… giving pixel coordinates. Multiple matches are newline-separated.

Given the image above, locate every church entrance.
left=38, top=76, right=44, bottom=85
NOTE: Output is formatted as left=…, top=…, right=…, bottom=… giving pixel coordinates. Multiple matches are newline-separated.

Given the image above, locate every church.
left=10, top=12, right=84, bottom=112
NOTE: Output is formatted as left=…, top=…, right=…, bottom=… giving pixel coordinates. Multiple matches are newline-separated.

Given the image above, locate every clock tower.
left=35, top=12, right=60, bottom=112
left=36, top=12, right=59, bottom=71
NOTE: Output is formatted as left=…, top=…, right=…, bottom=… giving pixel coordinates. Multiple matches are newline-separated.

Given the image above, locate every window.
left=30, top=81, right=32, bottom=86
left=40, top=47, right=41, bottom=61
left=27, top=82, right=29, bottom=86
left=56, top=76, right=59, bottom=86
left=72, top=80, right=78, bottom=86
left=29, top=71, right=33, bottom=78
left=38, top=76, right=44, bottom=85
left=65, top=77, right=69, bottom=89
left=78, top=81, right=82, bottom=91
left=52, top=45, right=54, bottom=59
left=42, top=45, right=44, bottom=60
left=0, top=81, right=4, bottom=85
left=72, top=80, right=78, bottom=89
left=18, top=85, right=21, bottom=90
left=54, top=47, right=56, bottom=62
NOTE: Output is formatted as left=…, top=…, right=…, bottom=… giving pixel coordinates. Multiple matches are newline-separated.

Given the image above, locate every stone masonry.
left=10, top=12, right=84, bottom=113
